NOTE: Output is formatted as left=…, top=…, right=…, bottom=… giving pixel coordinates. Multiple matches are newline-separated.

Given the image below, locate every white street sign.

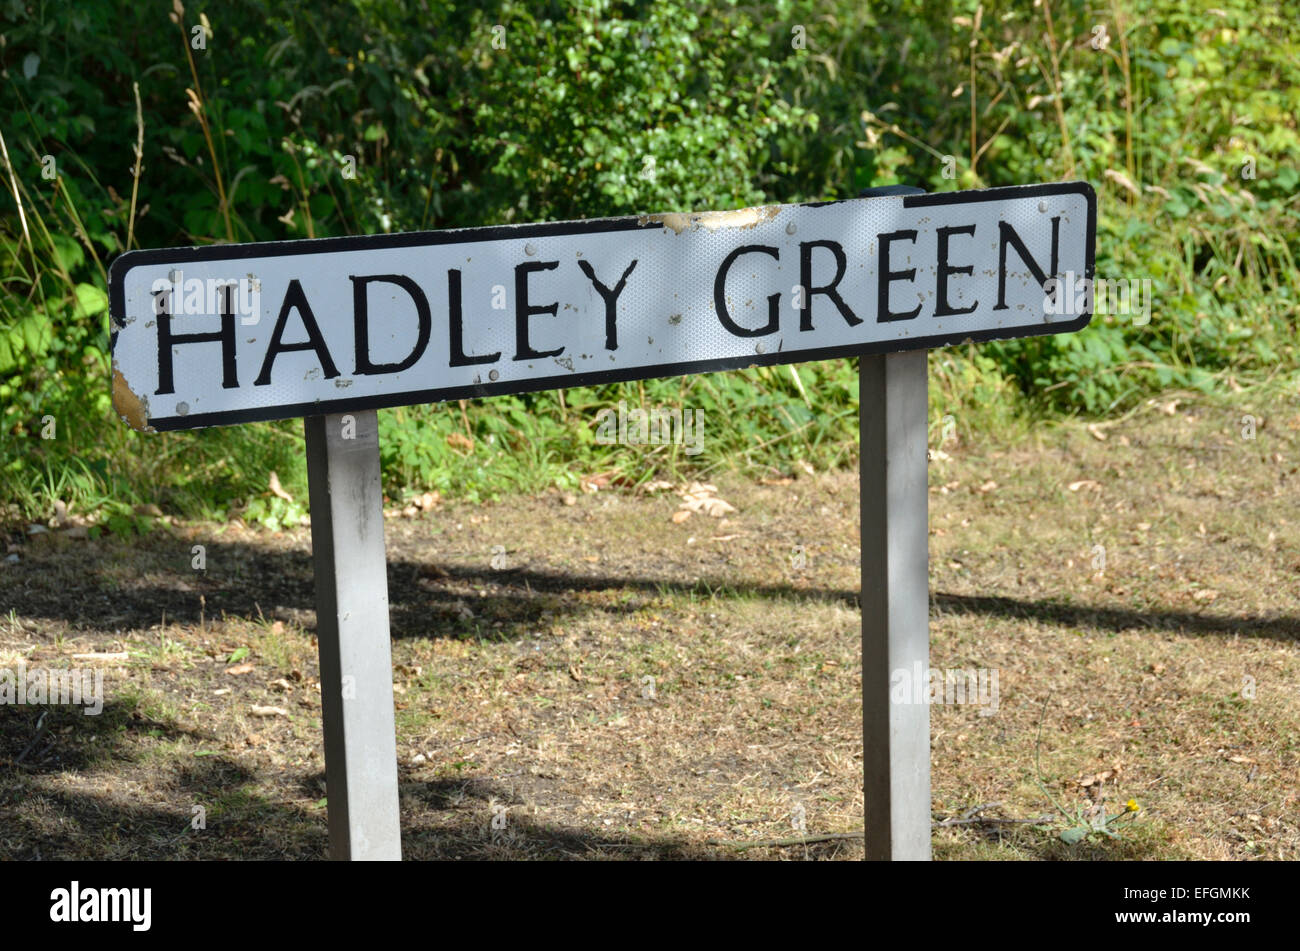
left=110, top=181, right=1094, bottom=432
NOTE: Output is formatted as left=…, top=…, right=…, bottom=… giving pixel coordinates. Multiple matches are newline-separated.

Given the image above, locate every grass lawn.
left=2, top=386, right=1298, bottom=859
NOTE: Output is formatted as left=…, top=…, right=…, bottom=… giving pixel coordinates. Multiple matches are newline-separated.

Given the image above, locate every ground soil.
left=1, top=390, right=1297, bottom=859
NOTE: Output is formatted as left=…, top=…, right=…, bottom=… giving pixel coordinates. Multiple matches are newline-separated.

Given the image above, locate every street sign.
left=108, top=182, right=1096, bottom=862
left=109, top=182, right=1094, bottom=432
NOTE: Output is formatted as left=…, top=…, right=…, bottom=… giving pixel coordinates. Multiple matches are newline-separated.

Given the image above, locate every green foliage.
left=929, top=0, right=1300, bottom=412
left=0, top=0, right=1297, bottom=525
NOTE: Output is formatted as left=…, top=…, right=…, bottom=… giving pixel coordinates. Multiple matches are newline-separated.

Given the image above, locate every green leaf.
left=1060, top=826, right=1089, bottom=845
left=74, top=283, right=108, bottom=317
left=49, top=234, right=85, bottom=272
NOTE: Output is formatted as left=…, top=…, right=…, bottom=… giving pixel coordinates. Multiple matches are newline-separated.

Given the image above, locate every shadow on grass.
left=0, top=700, right=856, bottom=860
left=4, top=536, right=1296, bottom=644
left=933, top=591, right=1300, bottom=642
left=0, top=536, right=857, bottom=644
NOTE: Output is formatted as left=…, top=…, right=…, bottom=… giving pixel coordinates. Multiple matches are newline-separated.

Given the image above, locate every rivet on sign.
left=755, top=342, right=766, bottom=354
left=176, top=402, right=189, bottom=416
left=524, top=243, right=537, bottom=256
left=489, top=369, right=500, bottom=382
left=1038, top=201, right=1048, bottom=213
left=785, top=222, right=797, bottom=235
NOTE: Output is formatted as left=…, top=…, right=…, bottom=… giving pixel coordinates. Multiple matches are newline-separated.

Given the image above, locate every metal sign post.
left=860, top=350, right=931, bottom=859
left=304, top=410, right=402, bottom=860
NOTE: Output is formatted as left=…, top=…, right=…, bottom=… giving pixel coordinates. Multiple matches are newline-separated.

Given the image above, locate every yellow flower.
left=1126, top=799, right=1140, bottom=813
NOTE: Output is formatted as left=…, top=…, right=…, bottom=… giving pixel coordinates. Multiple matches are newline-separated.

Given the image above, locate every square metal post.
left=304, top=410, right=402, bottom=860
left=860, top=350, right=931, bottom=860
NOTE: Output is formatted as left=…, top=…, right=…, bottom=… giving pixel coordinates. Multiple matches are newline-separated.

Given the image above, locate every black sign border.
left=109, top=181, right=1096, bottom=432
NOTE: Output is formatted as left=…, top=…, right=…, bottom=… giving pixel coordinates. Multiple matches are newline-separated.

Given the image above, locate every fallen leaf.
left=671, top=510, right=692, bottom=524
left=268, top=471, right=293, bottom=502
left=249, top=705, right=289, bottom=717
left=1077, top=767, right=1120, bottom=787
left=1068, top=479, right=1101, bottom=492
left=580, top=471, right=618, bottom=493
left=680, top=496, right=736, bottom=517
left=1087, top=423, right=1108, bottom=442
left=225, top=662, right=255, bottom=675
left=675, top=481, right=736, bottom=517
left=1192, top=588, right=1219, bottom=602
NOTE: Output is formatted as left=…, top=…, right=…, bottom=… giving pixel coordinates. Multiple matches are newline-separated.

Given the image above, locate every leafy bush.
left=1, top=0, right=1297, bottom=525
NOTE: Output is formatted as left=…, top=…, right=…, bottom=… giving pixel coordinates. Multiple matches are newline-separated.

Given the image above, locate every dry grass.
left=1, top=386, right=1297, bottom=859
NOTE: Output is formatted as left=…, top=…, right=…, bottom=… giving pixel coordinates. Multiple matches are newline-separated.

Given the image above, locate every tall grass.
left=1, top=0, right=1297, bottom=531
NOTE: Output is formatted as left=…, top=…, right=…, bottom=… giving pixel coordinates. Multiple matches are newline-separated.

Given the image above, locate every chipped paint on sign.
left=639, top=204, right=780, bottom=235
left=112, top=366, right=154, bottom=433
